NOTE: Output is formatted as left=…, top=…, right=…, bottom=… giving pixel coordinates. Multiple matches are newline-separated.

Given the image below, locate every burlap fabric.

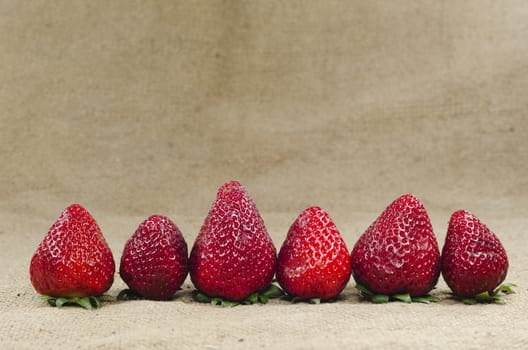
left=1, top=1, right=527, bottom=348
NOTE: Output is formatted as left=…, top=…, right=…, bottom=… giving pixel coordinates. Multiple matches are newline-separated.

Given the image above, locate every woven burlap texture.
left=1, top=1, right=527, bottom=349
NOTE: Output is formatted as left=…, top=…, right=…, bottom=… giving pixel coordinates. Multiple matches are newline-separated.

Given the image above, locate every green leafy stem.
left=39, top=295, right=105, bottom=310
left=192, top=284, right=285, bottom=307
left=38, top=282, right=517, bottom=309
left=355, top=283, right=439, bottom=304
left=451, top=283, right=516, bottom=305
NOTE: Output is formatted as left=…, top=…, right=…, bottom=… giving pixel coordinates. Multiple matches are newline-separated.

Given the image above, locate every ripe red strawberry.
left=277, top=206, right=351, bottom=300
left=350, top=194, right=440, bottom=297
left=189, top=181, right=276, bottom=302
left=30, top=204, right=115, bottom=299
left=441, top=210, right=508, bottom=298
left=119, top=215, right=188, bottom=300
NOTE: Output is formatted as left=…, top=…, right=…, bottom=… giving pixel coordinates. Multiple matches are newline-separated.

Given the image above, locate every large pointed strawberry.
left=277, top=206, right=351, bottom=301
left=119, top=215, right=188, bottom=300
left=29, top=204, right=115, bottom=309
left=189, top=181, right=277, bottom=303
left=350, top=194, right=440, bottom=301
left=441, top=210, right=509, bottom=301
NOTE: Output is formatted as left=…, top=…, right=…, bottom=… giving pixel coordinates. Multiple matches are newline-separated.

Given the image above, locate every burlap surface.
left=1, top=1, right=527, bottom=349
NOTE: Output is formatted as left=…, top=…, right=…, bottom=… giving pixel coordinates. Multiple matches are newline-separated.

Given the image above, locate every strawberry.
left=441, top=210, right=509, bottom=298
left=119, top=215, right=188, bottom=300
left=350, top=194, right=440, bottom=298
left=277, top=206, right=351, bottom=301
left=189, top=181, right=276, bottom=302
left=29, top=204, right=115, bottom=308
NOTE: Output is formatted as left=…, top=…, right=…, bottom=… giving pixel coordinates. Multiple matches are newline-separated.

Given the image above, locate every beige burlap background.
left=1, top=1, right=527, bottom=349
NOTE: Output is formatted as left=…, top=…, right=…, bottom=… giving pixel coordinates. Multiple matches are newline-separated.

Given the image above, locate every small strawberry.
left=29, top=204, right=115, bottom=309
left=350, top=194, right=440, bottom=302
left=277, top=206, right=351, bottom=301
left=441, top=210, right=509, bottom=300
left=189, top=181, right=277, bottom=303
left=119, top=215, right=188, bottom=300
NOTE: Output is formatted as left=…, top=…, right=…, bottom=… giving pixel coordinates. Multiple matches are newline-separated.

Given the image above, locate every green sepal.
left=355, top=283, right=374, bottom=297
left=495, top=283, right=516, bottom=295
left=288, top=296, right=304, bottom=303
left=55, top=297, right=68, bottom=308
left=192, top=283, right=284, bottom=307
left=282, top=294, right=337, bottom=304
left=356, top=284, right=437, bottom=304
left=116, top=289, right=143, bottom=301
left=191, top=291, right=236, bottom=306
left=211, top=298, right=239, bottom=307
left=393, top=293, right=412, bottom=303
left=192, top=291, right=212, bottom=303
left=412, top=295, right=439, bottom=304
left=39, top=295, right=56, bottom=306
left=371, top=294, right=390, bottom=304
left=492, top=294, right=506, bottom=304
left=449, top=283, right=516, bottom=305
left=258, top=295, right=269, bottom=304
left=462, top=298, right=478, bottom=305
left=39, top=295, right=101, bottom=310
left=475, top=291, right=491, bottom=302
left=79, top=297, right=100, bottom=309
left=210, top=297, right=221, bottom=306
left=262, top=284, right=286, bottom=298
left=246, top=293, right=259, bottom=304
left=221, top=300, right=240, bottom=307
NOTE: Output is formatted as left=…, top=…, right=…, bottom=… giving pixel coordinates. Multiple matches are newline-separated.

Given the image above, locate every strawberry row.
left=29, top=180, right=511, bottom=308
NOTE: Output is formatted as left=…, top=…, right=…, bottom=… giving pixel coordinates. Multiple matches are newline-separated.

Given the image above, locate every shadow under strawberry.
left=192, top=284, right=285, bottom=307
left=355, top=283, right=440, bottom=304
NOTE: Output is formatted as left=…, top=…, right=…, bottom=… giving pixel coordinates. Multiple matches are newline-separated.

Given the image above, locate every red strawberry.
left=119, top=215, right=188, bottom=300
left=441, top=210, right=508, bottom=298
left=189, top=181, right=276, bottom=302
left=30, top=204, right=115, bottom=299
left=277, top=206, right=351, bottom=300
left=350, top=194, right=440, bottom=297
